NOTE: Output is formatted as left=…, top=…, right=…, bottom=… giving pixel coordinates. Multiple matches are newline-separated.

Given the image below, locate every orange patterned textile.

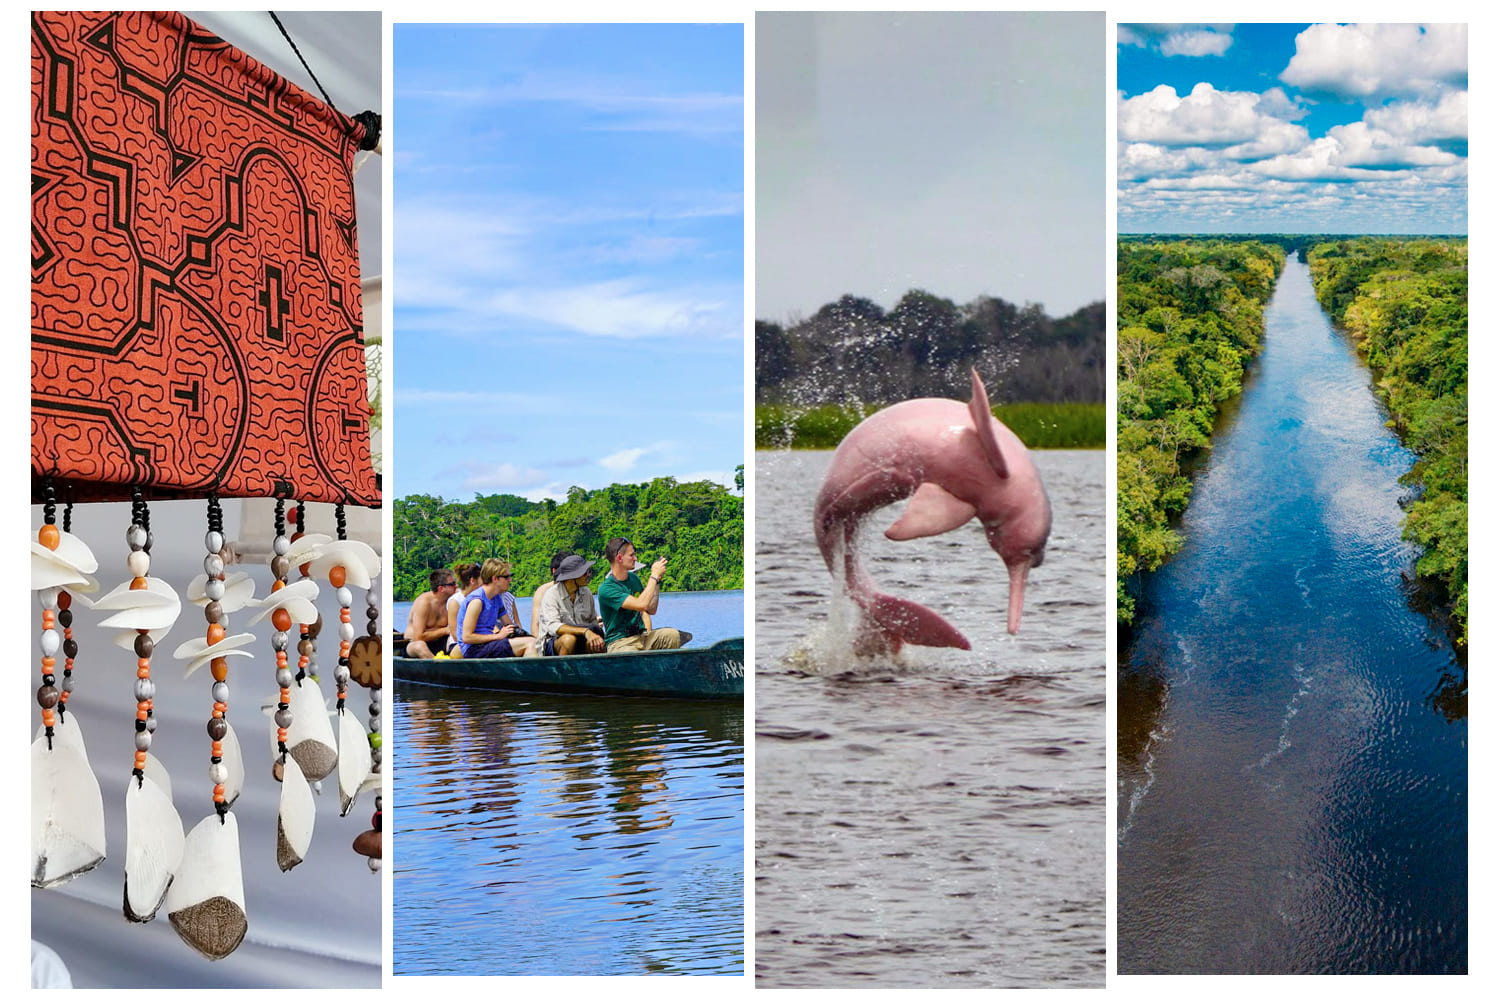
left=31, top=11, right=378, bottom=506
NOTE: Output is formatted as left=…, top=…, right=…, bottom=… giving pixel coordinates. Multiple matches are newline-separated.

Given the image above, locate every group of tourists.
left=402, top=537, right=692, bottom=660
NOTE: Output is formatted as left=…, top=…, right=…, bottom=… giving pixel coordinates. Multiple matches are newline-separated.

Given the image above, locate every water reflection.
left=394, top=685, right=744, bottom=975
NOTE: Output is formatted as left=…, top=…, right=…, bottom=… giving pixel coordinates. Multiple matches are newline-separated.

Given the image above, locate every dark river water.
left=1117, top=256, right=1467, bottom=974
left=755, top=449, right=1106, bottom=987
left=391, top=592, right=744, bottom=976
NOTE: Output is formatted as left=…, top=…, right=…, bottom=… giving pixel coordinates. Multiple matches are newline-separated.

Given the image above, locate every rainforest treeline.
left=1115, top=239, right=1284, bottom=623
left=757, top=290, right=1104, bottom=407
left=393, top=475, right=744, bottom=602
left=1308, top=237, right=1468, bottom=642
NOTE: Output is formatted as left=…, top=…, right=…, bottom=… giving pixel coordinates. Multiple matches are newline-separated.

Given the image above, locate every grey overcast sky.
left=756, top=11, right=1105, bottom=323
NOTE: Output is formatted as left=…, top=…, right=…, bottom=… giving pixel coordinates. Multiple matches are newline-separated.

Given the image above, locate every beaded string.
left=203, top=498, right=231, bottom=819
left=363, top=581, right=382, bottom=873
left=270, top=499, right=294, bottom=764
left=58, top=501, right=78, bottom=721
left=333, top=504, right=352, bottom=719
left=37, top=482, right=62, bottom=750
left=293, top=503, right=318, bottom=686
left=128, top=489, right=156, bottom=782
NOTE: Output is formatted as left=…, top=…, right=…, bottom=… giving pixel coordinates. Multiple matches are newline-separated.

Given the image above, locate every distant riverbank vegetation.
left=393, top=475, right=744, bottom=602
left=755, top=401, right=1104, bottom=450
left=1308, top=237, right=1468, bottom=643
left=756, top=289, right=1104, bottom=448
left=1115, top=239, right=1285, bottom=623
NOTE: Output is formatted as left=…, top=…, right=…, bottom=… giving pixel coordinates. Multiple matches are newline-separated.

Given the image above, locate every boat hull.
left=393, top=638, right=744, bottom=700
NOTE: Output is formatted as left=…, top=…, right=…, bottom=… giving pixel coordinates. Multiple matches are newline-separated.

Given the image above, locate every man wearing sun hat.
left=537, top=553, right=607, bottom=656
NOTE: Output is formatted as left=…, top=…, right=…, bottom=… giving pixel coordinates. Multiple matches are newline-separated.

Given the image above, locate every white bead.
left=205, top=579, right=225, bottom=601
left=203, top=553, right=223, bottom=577
left=337, top=587, right=353, bottom=607
left=272, top=535, right=290, bottom=556
left=38, top=587, right=60, bottom=610
left=209, top=763, right=228, bottom=785
left=366, top=587, right=379, bottom=606
left=339, top=622, right=355, bottom=642
left=367, top=858, right=381, bottom=873
left=127, top=550, right=150, bottom=578
left=41, top=629, right=61, bottom=656
left=205, top=530, right=224, bottom=553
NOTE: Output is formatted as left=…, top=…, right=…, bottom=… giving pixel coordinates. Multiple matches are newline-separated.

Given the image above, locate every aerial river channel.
left=1117, top=255, right=1466, bottom=974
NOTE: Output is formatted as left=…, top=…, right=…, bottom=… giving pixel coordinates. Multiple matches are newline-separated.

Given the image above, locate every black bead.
left=58, top=609, right=73, bottom=628
left=63, top=638, right=79, bottom=658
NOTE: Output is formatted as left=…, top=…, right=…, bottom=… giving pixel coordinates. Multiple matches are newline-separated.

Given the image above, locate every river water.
left=755, top=449, right=1106, bottom=987
left=391, top=591, right=745, bottom=975
left=1117, top=256, right=1467, bottom=973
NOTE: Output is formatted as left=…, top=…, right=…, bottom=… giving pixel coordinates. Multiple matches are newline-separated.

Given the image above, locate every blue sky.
left=391, top=24, right=744, bottom=502
left=1118, top=24, right=1467, bottom=233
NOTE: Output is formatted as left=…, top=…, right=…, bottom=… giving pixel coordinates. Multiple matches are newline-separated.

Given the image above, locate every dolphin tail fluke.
left=860, top=591, right=971, bottom=651
left=968, top=368, right=1009, bottom=479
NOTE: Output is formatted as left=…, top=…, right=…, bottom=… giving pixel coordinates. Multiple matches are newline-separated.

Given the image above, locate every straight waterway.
left=1117, top=255, right=1466, bottom=974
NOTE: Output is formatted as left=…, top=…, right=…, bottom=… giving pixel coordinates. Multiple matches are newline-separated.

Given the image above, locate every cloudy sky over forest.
left=391, top=24, right=743, bottom=501
left=1117, top=23, right=1468, bottom=233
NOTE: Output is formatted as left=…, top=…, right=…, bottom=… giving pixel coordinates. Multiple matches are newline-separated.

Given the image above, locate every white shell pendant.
left=276, top=753, right=315, bottom=871
left=336, top=709, right=372, bottom=816
left=30, top=732, right=106, bottom=887
left=123, top=754, right=185, bottom=922
left=285, top=679, right=338, bottom=780
left=165, top=812, right=247, bottom=961
left=221, top=721, right=246, bottom=806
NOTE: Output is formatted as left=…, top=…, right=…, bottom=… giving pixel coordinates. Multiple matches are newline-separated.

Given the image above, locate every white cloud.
left=1280, top=23, right=1467, bottom=100
left=1364, top=90, right=1467, bottom=145
left=403, top=75, right=743, bottom=137
left=1159, top=29, right=1233, bottom=58
left=488, top=279, right=739, bottom=340
left=1119, top=83, right=1309, bottom=149
left=599, top=447, right=649, bottom=473
left=452, top=462, right=550, bottom=492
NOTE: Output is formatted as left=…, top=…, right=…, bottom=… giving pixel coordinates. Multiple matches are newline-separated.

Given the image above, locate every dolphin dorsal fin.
left=968, top=368, right=1009, bottom=478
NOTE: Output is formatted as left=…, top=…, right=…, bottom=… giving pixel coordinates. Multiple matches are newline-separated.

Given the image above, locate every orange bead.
left=134, top=751, right=148, bottom=768
left=277, top=728, right=288, bottom=740
left=137, top=666, right=150, bottom=679
left=211, top=741, right=223, bottom=756
left=137, top=707, right=149, bottom=721
left=42, top=709, right=56, bottom=727
left=271, top=579, right=285, bottom=593
left=271, top=608, right=292, bottom=633
left=210, top=657, right=229, bottom=682
left=129, top=577, right=149, bottom=591
left=329, top=565, right=347, bottom=588
left=207, top=623, right=225, bottom=645
left=41, top=610, right=54, bottom=626
left=41, top=657, right=55, bottom=669
left=213, top=787, right=226, bottom=803
left=38, top=523, right=60, bottom=550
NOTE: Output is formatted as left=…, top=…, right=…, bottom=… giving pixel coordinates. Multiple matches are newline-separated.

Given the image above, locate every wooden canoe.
left=393, top=637, right=744, bottom=700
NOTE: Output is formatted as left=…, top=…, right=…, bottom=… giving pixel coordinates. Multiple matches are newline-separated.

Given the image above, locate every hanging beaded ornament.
left=164, top=498, right=253, bottom=960
left=312, top=504, right=378, bottom=817
left=280, top=504, right=339, bottom=782
left=31, top=483, right=105, bottom=888
left=247, top=499, right=321, bottom=870
left=349, top=573, right=383, bottom=872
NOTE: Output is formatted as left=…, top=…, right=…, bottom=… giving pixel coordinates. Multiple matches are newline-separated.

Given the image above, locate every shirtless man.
left=403, top=568, right=456, bottom=658
left=538, top=554, right=606, bottom=656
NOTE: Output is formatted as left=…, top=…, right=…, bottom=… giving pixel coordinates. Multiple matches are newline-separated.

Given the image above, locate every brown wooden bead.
left=352, top=829, right=382, bottom=859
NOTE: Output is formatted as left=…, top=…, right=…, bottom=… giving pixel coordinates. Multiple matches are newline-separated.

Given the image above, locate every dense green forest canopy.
left=393, top=474, right=745, bottom=602
left=1308, top=237, right=1467, bottom=643
left=1121, top=233, right=1465, bottom=258
left=757, top=289, right=1104, bottom=407
left=1115, top=239, right=1285, bottom=623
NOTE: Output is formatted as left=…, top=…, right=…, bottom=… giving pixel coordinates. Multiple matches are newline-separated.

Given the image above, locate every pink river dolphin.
left=813, top=369, right=1051, bottom=652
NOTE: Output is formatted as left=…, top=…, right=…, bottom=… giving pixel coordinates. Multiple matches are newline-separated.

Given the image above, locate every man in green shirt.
left=597, top=536, right=694, bottom=652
